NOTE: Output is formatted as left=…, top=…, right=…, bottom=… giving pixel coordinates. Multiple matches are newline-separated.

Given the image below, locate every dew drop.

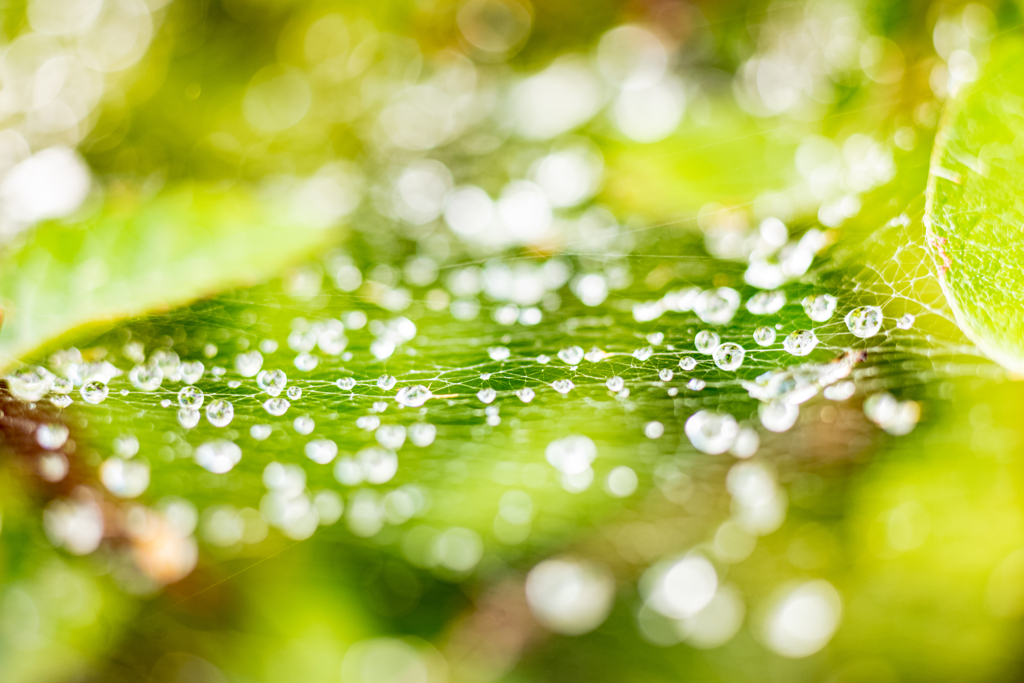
left=206, top=399, right=234, bottom=427
left=195, top=440, right=242, bottom=474
left=378, top=375, right=397, bottom=391
left=376, top=425, right=407, bottom=450
left=644, top=421, right=665, bottom=439
left=687, top=378, right=706, bottom=391
left=558, top=346, right=584, bottom=365
left=287, top=385, right=302, bottom=400
left=585, top=347, right=606, bottom=362
left=129, top=363, right=163, bottom=392
left=234, top=351, right=263, bottom=378
left=306, top=439, right=338, bottom=464
left=51, top=395, right=73, bottom=409
left=685, top=411, right=738, bottom=454
left=52, top=377, right=73, bottom=395
left=712, top=343, right=745, bottom=371
left=257, top=369, right=288, bottom=396
left=647, top=332, right=665, bottom=345
left=801, top=294, right=836, bottom=322
left=782, top=330, right=818, bottom=356
left=488, top=346, right=511, bottom=361
left=397, top=385, right=432, bottom=407
left=177, top=386, right=204, bottom=409
left=409, top=423, right=436, bottom=447
left=694, top=287, right=740, bottom=324
left=695, top=330, right=721, bottom=354
left=178, top=408, right=200, bottom=429
left=753, top=326, right=776, bottom=347
left=537, top=354, right=551, bottom=364
left=552, top=379, right=575, bottom=394
left=294, top=415, right=315, bottom=435
left=516, top=387, right=536, bottom=403
left=294, top=352, right=319, bottom=371
left=264, top=397, right=290, bottom=416
left=372, top=401, right=388, bottom=413
left=845, top=305, right=883, bottom=338
left=633, top=346, right=654, bottom=361
left=251, top=424, right=272, bottom=441
left=606, top=376, right=624, bottom=391
left=759, top=400, right=799, bottom=432
left=896, top=313, right=915, bottom=330
left=478, top=387, right=497, bottom=404
left=746, top=290, right=786, bottom=315
left=679, top=356, right=697, bottom=371
left=36, top=424, right=69, bottom=450
left=180, top=361, right=204, bottom=384
left=80, top=381, right=108, bottom=404
left=659, top=368, right=674, bottom=381
left=336, top=377, right=357, bottom=391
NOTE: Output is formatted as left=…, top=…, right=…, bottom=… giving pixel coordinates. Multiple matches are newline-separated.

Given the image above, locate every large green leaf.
left=925, top=40, right=1024, bottom=373
left=0, top=185, right=339, bottom=372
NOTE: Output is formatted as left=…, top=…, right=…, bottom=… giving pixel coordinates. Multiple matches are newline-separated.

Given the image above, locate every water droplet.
left=251, top=424, right=272, bottom=440
left=396, top=385, right=432, bottom=407
left=584, top=347, right=607, bottom=362
left=195, top=440, right=242, bottom=474
left=694, top=288, right=740, bottom=324
left=659, top=369, right=674, bottom=382
left=356, top=414, right=381, bottom=430
left=546, top=435, right=597, bottom=475
left=378, top=375, right=397, bottom=391
left=516, top=387, right=536, bottom=403
left=782, top=330, right=818, bottom=356
left=488, top=346, right=511, bottom=361
left=896, top=313, right=915, bottom=330
left=645, top=421, right=665, bottom=439
left=633, top=346, right=654, bottom=361
left=376, top=424, right=407, bottom=449
left=552, top=379, right=575, bottom=394
left=180, top=361, right=205, bottom=384
left=713, top=343, right=745, bottom=371
left=801, top=294, right=836, bottom=322
left=206, top=399, right=234, bottom=427
left=129, top=363, right=163, bottom=392
left=687, top=378, right=706, bottom=391
left=759, top=400, right=799, bottom=432
left=753, top=326, right=776, bottom=347
left=537, top=355, right=551, bottom=364
left=685, top=411, right=738, bottom=454
left=844, top=305, right=883, bottom=338
left=51, top=395, right=73, bottom=408
left=746, top=290, right=786, bottom=315
left=695, top=330, right=720, bottom=354
left=257, top=369, right=288, bottom=396
left=36, top=424, right=69, bottom=450
left=177, top=386, right=204, bottom=409
left=558, top=346, right=584, bottom=365
left=52, top=377, right=73, bottom=394
left=6, top=366, right=55, bottom=401
left=178, top=408, right=200, bottom=428
left=80, top=381, right=108, bottom=404
left=294, top=352, right=319, bottom=371
left=336, top=377, right=357, bottom=391
left=234, top=351, right=263, bottom=378
left=647, top=332, right=665, bottom=345
left=294, top=415, right=315, bottom=435
left=318, top=328, right=348, bottom=355
left=679, top=356, right=697, bottom=371
left=100, top=457, right=150, bottom=498
left=305, top=439, right=338, bottom=464
left=372, top=401, right=388, bottom=413
left=477, top=387, right=497, bottom=404
left=606, top=376, right=624, bottom=391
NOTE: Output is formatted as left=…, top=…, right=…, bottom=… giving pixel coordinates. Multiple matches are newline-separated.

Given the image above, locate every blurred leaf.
left=926, top=38, right=1024, bottom=373
left=0, top=185, right=338, bottom=372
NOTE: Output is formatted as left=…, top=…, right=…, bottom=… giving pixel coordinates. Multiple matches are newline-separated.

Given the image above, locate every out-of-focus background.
left=2, top=0, right=1024, bottom=681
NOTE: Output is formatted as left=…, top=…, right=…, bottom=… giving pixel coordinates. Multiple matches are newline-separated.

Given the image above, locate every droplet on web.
left=558, top=346, right=584, bottom=365
left=713, top=343, right=745, bottom=371
left=234, top=351, right=263, bottom=378
left=801, top=294, right=836, bottom=322
left=516, top=387, right=536, bottom=403
left=783, top=330, right=818, bottom=356
left=695, top=331, right=720, bottom=354
left=753, top=326, right=776, bottom=347
left=679, top=356, right=697, bottom=371
left=80, top=381, right=108, bottom=404
left=178, top=386, right=204, bottom=409
left=845, top=305, right=883, bottom=338
left=206, top=399, right=234, bottom=427
left=264, top=398, right=290, bottom=416
left=257, top=369, right=288, bottom=396
left=606, top=376, right=624, bottom=391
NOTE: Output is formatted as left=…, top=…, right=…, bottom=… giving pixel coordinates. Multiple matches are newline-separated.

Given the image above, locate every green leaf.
left=0, top=184, right=339, bottom=373
left=926, top=39, right=1024, bottom=373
